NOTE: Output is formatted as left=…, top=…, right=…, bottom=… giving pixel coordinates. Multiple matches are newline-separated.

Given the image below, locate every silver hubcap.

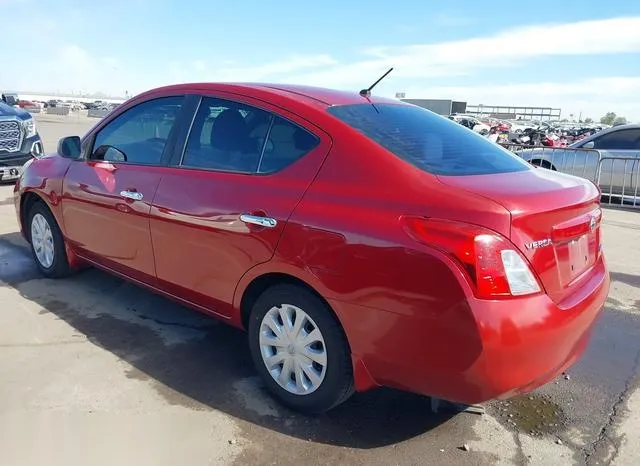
left=30, top=213, right=55, bottom=268
left=259, top=304, right=327, bottom=395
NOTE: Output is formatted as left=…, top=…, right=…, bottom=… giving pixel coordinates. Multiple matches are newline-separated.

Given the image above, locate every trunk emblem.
left=525, top=238, right=552, bottom=250
left=589, top=216, right=597, bottom=232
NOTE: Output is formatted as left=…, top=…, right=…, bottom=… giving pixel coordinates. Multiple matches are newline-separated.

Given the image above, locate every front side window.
left=592, top=129, right=640, bottom=150
left=181, top=97, right=319, bottom=174
left=92, top=96, right=184, bottom=165
left=327, top=103, right=530, bottom=176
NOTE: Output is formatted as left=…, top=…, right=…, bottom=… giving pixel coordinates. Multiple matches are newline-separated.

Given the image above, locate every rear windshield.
left=327, top=103, right=530, bottom=176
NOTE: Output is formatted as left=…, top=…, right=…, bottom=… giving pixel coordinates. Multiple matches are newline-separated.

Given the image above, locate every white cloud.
left=166, top=54, right=338, bottom=84
left=285, top=16, right=640, bottom=88
left=15, top=44, right=335, bottom=96
left=31, top=45, right=127, bottom=95
left=3, top=14, right=640, bottom=120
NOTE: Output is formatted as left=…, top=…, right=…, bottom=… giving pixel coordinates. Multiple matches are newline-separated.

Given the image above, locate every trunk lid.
left=437, top=168, right=602, bottom=304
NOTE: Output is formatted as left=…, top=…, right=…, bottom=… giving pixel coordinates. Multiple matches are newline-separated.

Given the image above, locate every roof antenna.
left=359, top=67, right=394, bottom=97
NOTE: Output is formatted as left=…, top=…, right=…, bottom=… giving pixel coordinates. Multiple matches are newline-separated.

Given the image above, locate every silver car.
left=515, top=124, right=640, bottom=202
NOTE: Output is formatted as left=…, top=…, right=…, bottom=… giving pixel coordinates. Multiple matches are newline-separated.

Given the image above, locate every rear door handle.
left=120, top=190, right=144, bottom=201
left=240, top=214, right=277, bottom=228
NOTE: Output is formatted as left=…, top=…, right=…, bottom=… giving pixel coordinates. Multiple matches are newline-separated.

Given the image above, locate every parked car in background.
left=516, top=124, right=640, bottom=201
left=0, top=100, right=44, bottom=182
left=14, top=83, right=609, bottom=414
left=91, top=102, right=120, bottom=114
left=1, top=92, right=20, bottom=107
left=448, top=114, right=491, bottom=134
left=16, top=99, right=37, bottom=109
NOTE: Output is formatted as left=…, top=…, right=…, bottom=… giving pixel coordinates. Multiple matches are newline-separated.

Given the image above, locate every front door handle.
left=240, top=214, right=277, bottom=228
left=120, top=190, right=144, bottom=201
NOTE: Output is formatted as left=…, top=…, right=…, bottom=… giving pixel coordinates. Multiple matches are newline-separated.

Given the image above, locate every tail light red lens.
left=402, top=217, right=542, bottom=299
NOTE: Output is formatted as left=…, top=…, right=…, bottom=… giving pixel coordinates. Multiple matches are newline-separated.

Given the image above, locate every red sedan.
left=14, top=83, right=609, bottom=414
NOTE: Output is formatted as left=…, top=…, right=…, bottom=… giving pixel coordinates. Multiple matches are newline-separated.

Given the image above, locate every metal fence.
left=501, top=144, right=640, bottom=209
left=24, top=106, right=42, bottom=114
left=45, top=106, right=71, bottom=116
left=87, top=108, right=110, bottom=118
left=502, top=144, right=602, bottom=181
left=597, top=157, right=640, bottom=208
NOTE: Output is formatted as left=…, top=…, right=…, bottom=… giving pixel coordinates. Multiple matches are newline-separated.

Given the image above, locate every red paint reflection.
left=93, top=162, right=116, bottom=193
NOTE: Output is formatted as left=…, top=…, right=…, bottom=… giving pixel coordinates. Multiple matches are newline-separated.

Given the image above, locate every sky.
left=2, top=0, right=640, bottom=121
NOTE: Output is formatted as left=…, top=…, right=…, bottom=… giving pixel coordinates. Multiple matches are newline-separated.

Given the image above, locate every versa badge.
left=525, top=238, right=553, bottom=250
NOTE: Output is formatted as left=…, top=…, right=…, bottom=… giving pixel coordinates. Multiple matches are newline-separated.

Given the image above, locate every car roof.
left=136, top=82, right=402, bottom=108
left=584, top=123, right=640, bottom=137
left=611, top=123, right=640, bottom=130
left=569, top=123, right=640, bottom=147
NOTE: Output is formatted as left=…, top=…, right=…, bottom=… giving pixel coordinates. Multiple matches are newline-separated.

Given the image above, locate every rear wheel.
left=248, top=284, right=354, bottom=414
left=27, top=201, right=70, bottom=278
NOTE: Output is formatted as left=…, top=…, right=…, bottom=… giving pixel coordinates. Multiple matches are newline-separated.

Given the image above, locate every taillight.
left=402, top=217, right=541, bottom=299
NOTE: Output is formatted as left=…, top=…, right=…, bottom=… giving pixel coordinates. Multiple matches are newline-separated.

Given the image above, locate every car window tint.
left=257, top=116, right=320, bottom=173
left=181, top=97, right=319, bottom=174
left=93, top=96, right=183, bottom=165
left=593, top=129, right=640, bottom=150
left=327, top=103, right=530, bottom=176
left=182, top=97, right=272, bottom=173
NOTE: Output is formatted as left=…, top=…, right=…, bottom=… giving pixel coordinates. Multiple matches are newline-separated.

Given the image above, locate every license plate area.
left=0, top=166, right=22, bottom=180
left=556, top=233, right=597, bottom=287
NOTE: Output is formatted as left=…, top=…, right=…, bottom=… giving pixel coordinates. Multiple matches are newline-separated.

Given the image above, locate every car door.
left=149, top=93, right=331, bottom=317
left=61, top=95, right=187, bottom=284
left=586, top=128, right=640, bottom=196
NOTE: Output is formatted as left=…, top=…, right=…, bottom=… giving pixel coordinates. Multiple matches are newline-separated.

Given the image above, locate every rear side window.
left=181, top=96, right=320, bottom=174
left=327, top=103, right=530, bottom=176
left=592, top=129, right=640, bottom=150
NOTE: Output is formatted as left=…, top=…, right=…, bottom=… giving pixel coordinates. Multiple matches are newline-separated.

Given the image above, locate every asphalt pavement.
left=0, top=114, right=637, bottom=466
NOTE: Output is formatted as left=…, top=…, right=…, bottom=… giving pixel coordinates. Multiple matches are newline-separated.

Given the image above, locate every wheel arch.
left=529, top=158, right=557, bottom=171
left=20, top=191, right=49, bottom=242
left=238, top=269, right=380, bottom=394
left=19, top=189, right=82, bottom=271
left=238, top=271, right=343, bottom=336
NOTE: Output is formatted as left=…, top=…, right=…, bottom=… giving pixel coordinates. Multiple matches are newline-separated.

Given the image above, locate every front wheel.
left=27, top=201, right=70, bottom=278
left=248, top=284, right=354, bottom=414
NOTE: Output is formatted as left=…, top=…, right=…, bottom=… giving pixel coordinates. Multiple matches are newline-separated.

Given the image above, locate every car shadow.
left=609, top=271, right=640, bottom=288
left=0, top=232, right=455, bottom=449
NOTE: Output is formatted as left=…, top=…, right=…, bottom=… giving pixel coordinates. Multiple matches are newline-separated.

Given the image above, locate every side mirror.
left=93, top=144, right=128, bottom=163
left=57, top=136, right=82, bottom=159
left=582, top=141, right=595, bottom=149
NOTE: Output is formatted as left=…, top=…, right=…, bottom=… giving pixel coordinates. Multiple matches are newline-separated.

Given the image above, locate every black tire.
left=248, top=284, right=354, bottom=415
left=27, top=201, right=70, bottom=278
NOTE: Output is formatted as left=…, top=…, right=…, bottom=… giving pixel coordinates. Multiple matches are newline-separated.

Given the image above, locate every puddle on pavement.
left=491, top=393, right=567, bottom=437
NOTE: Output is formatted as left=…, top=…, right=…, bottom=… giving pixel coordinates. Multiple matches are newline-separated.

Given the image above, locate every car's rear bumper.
left=332, top=256, right=609, bottom=403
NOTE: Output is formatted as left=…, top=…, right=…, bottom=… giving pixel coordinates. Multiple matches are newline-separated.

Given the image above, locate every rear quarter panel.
left=233, top=130, right=507, bottom=380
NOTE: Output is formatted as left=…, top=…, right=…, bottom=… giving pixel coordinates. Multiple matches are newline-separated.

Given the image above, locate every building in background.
left=464, top=104, right=561, bottom=121
left=400, top=98, right=467, bottom=116
left=396, top=95, right=562, bottom=122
